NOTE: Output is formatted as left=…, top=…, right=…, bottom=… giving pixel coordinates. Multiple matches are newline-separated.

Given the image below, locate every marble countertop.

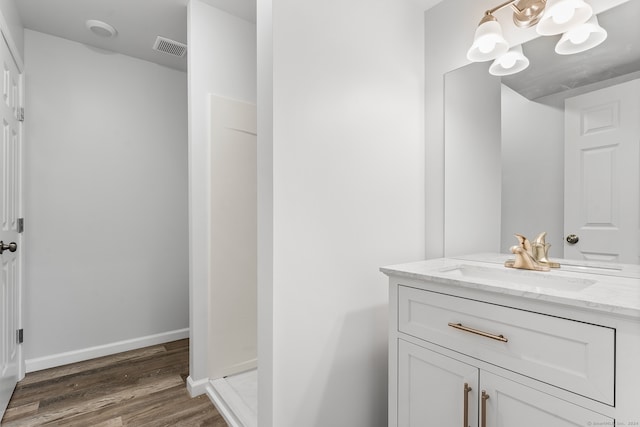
left=380, top=253, right=640, bottom=319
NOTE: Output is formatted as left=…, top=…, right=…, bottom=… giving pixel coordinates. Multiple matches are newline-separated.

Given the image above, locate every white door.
left=564, top=79, right=640, bottom=263
left=0, top=31, right=23, bottom=417
left=397, top=340, right=478, bottom=427
left=480, top=371, right=612, bottom=427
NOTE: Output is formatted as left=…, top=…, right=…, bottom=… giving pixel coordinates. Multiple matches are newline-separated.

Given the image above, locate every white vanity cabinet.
left=382, top=257, right=640, bottom=427
left=397, top=339, right=477, bottom=426
left=398, top=340, right=610, bottom=427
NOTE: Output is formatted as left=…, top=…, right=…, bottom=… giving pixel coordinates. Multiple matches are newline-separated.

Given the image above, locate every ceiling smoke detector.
left=86, top=20, right=117, bottom=38
left=153, top=36, right=187, bottom=58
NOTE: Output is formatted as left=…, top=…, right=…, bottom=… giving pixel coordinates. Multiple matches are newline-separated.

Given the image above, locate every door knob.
left=0, top=241, right=17, bottom=254
left=565, top=234, right=579, bottom=244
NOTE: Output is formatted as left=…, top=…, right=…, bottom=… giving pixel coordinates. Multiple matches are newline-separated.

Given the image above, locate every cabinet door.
left=398, top=340, right=478, bottom=427
left=480, top=371, right=614, bottom=427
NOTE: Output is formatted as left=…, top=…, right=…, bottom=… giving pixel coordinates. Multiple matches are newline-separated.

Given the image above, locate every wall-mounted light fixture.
left=467, top=0, right=607, bottom=76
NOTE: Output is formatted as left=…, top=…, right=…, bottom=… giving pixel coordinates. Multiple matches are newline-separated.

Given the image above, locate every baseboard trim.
left=207, top=377, right=257, bottom=427
left=25, top=328, right=190, bottom=373
left=187, top=375, right=209, bottom=397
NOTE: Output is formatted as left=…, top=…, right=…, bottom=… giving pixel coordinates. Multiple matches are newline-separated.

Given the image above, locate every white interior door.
left=564, top=79, right=640, bottom=263
left=0, top=31, right=23, bottom=417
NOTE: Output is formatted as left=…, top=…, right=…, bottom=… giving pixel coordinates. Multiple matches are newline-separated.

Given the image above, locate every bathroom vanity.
left=381, top=254, right=640, bottom=427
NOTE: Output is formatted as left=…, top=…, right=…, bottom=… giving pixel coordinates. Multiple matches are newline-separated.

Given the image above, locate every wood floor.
left=0, top=339, right=227, bottom=426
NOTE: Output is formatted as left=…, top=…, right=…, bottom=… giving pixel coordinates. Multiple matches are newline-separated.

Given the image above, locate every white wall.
left=425, top=0, right=495, bottom=258
left=187, top=0, right=256, bottom=389
left=501, top=85, right=564, bottom=253
left=425, top=0, right=520, bottom=259
left=444, top=62, right=501, bottom=256
left=259, top=0, right=425, bottom=425
left=23, top=30, right=188, bottom=364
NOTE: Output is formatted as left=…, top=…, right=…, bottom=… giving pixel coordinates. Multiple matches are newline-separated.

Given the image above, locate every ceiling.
left=15, top=0, right=451, bottom=73
left=16, top=0, right=448, bottom=73
left=16, top=0, right=444, bottom=73
left=18, top=0, right=632, bottom=94
left=16, top=0, right=257, bottom=72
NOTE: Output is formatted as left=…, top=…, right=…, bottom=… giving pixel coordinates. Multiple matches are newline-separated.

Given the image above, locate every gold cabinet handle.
left=463, top=383, right=472, bottom=427
left=481, top=391, right=489, bottom=427
left=448, top=322, right=508, bottom=342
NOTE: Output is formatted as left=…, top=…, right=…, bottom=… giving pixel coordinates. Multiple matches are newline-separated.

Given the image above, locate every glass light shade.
left=489, top=45, right=530, bottom=76
left=555, top=15, right=607, bottom=55
left=467, top=16, right=509, bottom=62
left=536, top=0, right=593, bottom=36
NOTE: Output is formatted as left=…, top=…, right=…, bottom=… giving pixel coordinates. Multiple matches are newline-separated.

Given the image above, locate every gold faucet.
left=504, top=232, right=560, bottom=271
left=531, top=232, right=561, bottom=268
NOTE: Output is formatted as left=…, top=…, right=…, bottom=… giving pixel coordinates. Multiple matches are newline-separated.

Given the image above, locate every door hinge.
left=17, top=107, right=24, bottom=122
left=17, top=329, right=23, bottom=344
left=17, top=218, right=24, bottom=233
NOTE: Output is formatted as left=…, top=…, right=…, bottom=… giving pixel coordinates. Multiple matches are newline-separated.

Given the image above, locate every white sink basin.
left=438, top=265, right=597, bottom=292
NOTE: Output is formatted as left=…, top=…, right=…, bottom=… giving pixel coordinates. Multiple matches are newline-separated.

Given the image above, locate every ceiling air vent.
left=153, top=36, right=187, bottom=58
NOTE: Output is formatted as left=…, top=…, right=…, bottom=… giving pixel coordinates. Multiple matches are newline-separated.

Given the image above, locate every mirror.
left=445, top=0, right=640, bottom=264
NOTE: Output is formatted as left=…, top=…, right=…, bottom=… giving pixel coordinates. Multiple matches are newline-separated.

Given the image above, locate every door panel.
left=481, top=371, right=613, bottom=427
left=0, top=30, right=22, bottom=418
left=564, top=79, right=640, bottom=263
left=398, top=340, right=479, bottom=427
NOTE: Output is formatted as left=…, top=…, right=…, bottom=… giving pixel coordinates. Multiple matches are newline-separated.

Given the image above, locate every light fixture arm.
left=481, top=0, right=548, bottom=29
left=485, top=0, right=521, bottom=16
